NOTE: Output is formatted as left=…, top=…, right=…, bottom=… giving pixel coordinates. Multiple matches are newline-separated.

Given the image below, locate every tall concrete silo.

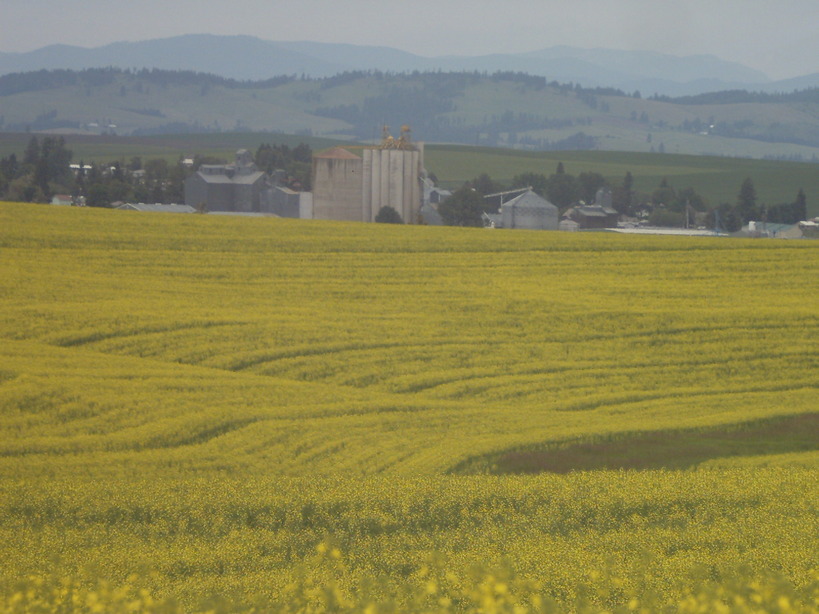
left=362, top=148, right=422, bottom=223
left=311, top=147, right=364, bottom=222
left=310, top=127, right=424, bottom=224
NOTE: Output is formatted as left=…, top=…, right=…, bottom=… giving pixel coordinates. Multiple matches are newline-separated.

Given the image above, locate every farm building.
left=745, top=221, right=803, bottom=239
left=559, top=218, right=580, bottom=232
left=480, top=187, right=558, bottom=230
left=563, top=204, right=620, bottom=229
left=500, top=190, right=559, bottom=230
left=311, top=127, right=424, bottom=224
left=483, top=187, right=530, bottom=211
left=312, top=147, right=366, bottom=222
left=263, top=185, right=301, bottom=218
left=50, top=194, right=73, bottom=206
left=184, top=149, right=268, bottom=213
left=563, top=187, right=619, bottom=229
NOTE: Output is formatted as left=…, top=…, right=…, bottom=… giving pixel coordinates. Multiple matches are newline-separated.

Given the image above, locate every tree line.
left=650, top=88, right=819, bottom=105
left=0, top=67, right=297, bottom=97
left=437, top=163, right=808, bottom=231
left=0, top=136, right=312, bottom=207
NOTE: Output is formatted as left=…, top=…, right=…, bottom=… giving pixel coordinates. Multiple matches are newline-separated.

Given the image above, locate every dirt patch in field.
left=484, top=413, right=819, bottom=474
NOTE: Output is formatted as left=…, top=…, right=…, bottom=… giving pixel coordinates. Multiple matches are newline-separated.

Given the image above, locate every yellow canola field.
left=0, top=202, right=817, bottom=612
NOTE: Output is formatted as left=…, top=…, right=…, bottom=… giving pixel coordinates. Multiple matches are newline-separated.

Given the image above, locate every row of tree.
left=0, top=136, right=76, bottom=203
left=436, top=163, right=808, bottom=231
left=0, top=136, right=189, bottom=206
left=0, top=137, right=313, bottom=206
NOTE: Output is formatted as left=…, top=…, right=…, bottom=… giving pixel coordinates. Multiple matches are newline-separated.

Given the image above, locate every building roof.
left=758, top=223, right=798, bottom=233
left=231, top=171, right=267, bottom=185
left=274, top=186, right=299, bottom=195
left=314, top=147, right=360, bottom=160
left=502, top=190, right=558, bottom=212
left=207, top=211, right=274, bottom=217
left=199, top=164, right=231, bottom=175
left=116, top=203, right=196, bottom=213
left=567, top=205, right=618, bottom=218
left=196, top=174, right=235, bottom=184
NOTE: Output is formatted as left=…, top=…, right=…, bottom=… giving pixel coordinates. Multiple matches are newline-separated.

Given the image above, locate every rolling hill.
left=2, top=67, right=819, bottom=162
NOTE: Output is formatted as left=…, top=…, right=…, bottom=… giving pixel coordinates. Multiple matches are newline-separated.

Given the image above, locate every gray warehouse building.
left=185, top=150, right=268, bottom=213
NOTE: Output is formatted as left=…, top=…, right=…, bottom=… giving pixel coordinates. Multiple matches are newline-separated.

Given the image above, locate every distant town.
left=1, top=131, right=816, bottom=239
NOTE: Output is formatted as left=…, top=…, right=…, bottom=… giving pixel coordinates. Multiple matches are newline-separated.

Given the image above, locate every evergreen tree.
left=794, top=189, right=807, bottom=221
left=510, top=172, right=548, bottom=197
left=439, top=186, right=485, bottom=227
left=468, top=173, right=502, bottom=196
left=546, top=170, right=580, bottom=209
left=623, top=171, right=634, bottom=194
left=652, top=178, right=676, bottom=208
left=22, top=136, right=40, bottom=168
left=708, top=203, right=742, bottom=233
left=578, top=171, right=607, bottom=204
left=85, top=183, right=110, bottom=208
left=737, top=178, right=758, bottom=222
left=0, top=153, right=19, bottom=181
left=612, top=171, right=635, bottom=215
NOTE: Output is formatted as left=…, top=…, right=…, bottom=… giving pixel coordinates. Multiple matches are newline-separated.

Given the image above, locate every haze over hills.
left=3, top=67, right=819, bottom=161
left=1, top=34, right=817, bottom=97
left=3, top=34, right=819, bottom=160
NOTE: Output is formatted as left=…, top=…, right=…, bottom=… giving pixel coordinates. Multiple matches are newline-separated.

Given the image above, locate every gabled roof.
left=116, top=203, right=195, bottom=213
left=314, top=147, right=360, bottom=160
left=274, top=186, right=299, bottom=195
left=502, top=190, right=558, bottom=212
left=196, top=174, right=234, bottom=184
left=231, top=171, right=267, bottom=185
left=571, top=205, right=618, bottom=218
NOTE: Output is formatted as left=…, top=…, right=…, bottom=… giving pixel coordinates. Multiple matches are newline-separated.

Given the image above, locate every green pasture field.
left=0, top=202, right=817, bottom=612
left=424, top=145, right=819, bottom=215
left=0, top=131, right=345, bottom=165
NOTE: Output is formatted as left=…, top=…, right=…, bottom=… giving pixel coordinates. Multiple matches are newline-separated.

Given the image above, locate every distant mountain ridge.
left=1, top=34, right=816, bottom=96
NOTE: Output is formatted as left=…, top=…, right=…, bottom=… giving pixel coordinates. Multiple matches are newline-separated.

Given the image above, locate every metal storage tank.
left=501, top=190, right=559, bottom=230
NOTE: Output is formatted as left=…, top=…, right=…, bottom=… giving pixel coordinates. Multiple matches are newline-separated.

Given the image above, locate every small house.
left=50, top=194, right=73, bottom=206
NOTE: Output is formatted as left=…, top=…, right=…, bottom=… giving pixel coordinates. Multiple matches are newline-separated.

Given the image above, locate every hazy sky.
left=2, top=0, right=818, bottom=79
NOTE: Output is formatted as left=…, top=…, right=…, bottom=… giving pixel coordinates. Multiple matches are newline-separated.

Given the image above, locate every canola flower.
left=0, top=201, right=817, bottom=612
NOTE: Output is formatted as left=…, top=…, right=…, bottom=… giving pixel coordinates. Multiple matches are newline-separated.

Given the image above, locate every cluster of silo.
left=311, top=142, right=423, bottom=224
left=362, top=148, right=421, bottom=223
